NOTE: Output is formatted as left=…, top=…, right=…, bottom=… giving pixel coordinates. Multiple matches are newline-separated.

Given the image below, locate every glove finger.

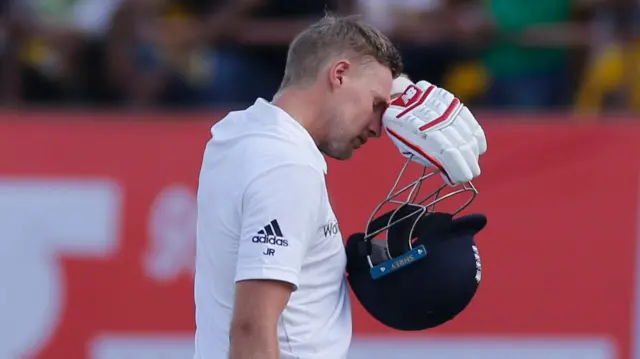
left=459, top=107, right=487, bottom=154
left=458, top=144, right=481, bottom=178
left=452, top=118, right=480, bottom=159
left=451, top=115, right=479, bottom=148
left=432, top=86, right=456, bottom=106
left=445, top=127, right=480, bottom=179
left=407, top=115, right=427, bottom=132
left=441, top=147, right=473, bottom=184
left=415, top=80, right=434, bottom=93
left=430, top=130, right=453, bottom=153
left=442, top=126, right=466, bottom=148
left=475, top=127, right=487, bottom=155
left=424, top=88, right=457, bottom=128
left=440, top=172, right=454, bottom=187
left=452, top=111, right=474, bottom=138
left=458, top=107, right=485, bottom=148
left=418, top=131, right=452, bottom=173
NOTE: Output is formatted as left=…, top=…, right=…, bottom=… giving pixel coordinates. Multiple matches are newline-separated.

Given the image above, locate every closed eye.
left=373, top=99, right=387, bottom=113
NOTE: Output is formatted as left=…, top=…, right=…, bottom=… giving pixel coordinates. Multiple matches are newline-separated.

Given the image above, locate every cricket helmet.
left=345, top=153, right=486, bottom=331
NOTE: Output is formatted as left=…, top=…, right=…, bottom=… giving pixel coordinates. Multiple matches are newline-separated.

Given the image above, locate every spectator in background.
left=471, top=0, right=590, bottom=111
left=208, top=0, right=343, bottom=105
left=618, top=0, right=640, bottom=112
left=107, top=0, right=246, bottom=108
left=12, top=0, right=122, bottom=105
left=108, top=0, right=205, bottom=108
left=0, top=0, right=22, bottom=106
left=107, top=0, right=340, bottom=108
left=574, top=0, right=640, bottom=114
left=353, top=0, right=463, bottom=86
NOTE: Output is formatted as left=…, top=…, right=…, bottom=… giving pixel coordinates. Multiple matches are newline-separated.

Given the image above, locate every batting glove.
left=383, top=76, right=487, bottom=186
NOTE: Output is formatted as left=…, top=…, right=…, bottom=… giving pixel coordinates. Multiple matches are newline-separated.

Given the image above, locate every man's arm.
left=229, top=163, right=324, bottom=359
left=229, top=280, right=293, bottom=359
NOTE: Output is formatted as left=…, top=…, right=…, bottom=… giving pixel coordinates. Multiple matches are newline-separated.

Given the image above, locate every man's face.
left=320, top=60, right=393, bottom=160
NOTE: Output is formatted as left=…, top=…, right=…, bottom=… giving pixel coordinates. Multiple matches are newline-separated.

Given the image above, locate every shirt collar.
left=253, top=98, right=328, bottom=174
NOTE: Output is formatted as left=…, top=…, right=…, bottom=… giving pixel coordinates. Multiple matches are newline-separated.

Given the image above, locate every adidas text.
left=252, top=235, right=289, bottom=247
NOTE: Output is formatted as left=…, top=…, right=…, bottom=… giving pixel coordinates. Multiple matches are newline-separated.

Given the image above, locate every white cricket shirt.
left=193, top=99, right=352, bottom=359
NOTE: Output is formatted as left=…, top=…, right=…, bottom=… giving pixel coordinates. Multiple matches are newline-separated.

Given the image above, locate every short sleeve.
left=235, top=163, right=324, bottom=290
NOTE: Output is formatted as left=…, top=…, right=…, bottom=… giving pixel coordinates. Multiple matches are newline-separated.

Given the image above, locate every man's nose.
left=369, top=118, right=382, bottom=138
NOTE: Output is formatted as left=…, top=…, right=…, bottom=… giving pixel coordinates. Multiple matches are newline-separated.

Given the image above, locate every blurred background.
left=2, top=0, right=640, bottom=359
left=1, top=0, right=640, bottom=112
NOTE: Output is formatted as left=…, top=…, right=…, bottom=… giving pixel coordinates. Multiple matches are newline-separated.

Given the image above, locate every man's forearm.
left=229, top=323, right=279, bottom=359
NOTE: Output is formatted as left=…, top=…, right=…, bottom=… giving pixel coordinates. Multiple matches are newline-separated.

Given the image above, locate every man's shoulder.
left=242, top=144, right=323, bottom=183
left=204, top=136, right=321, bottom=191
left=211, top=123, right=320, bottom=171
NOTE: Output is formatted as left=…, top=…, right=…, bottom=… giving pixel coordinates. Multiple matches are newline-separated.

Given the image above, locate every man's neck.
left=272, top=86, right=326, bottom=146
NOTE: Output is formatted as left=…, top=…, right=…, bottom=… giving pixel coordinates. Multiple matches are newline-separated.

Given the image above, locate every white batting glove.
left=383, top=76, right=487, bottom=186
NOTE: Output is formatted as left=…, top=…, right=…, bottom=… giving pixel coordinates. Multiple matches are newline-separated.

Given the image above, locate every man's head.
left=279, top=14, right=403, bottom=160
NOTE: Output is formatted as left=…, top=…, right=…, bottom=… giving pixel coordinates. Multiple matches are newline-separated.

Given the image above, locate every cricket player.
left=193, top=14, right=485, bottom=359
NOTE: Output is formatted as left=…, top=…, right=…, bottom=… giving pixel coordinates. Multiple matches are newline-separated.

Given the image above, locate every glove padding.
left=383, top=77, right=487, bottom=186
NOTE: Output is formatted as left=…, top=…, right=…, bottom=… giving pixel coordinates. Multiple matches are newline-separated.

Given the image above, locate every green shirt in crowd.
left=482, top=0, right=571, bottom=76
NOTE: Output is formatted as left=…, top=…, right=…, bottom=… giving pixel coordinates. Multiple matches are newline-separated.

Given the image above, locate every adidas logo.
left=252, top=219, right=288, bottom=247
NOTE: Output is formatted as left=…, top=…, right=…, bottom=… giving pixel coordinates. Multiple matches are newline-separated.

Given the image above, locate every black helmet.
left=345, top=156, right=486, bottom=331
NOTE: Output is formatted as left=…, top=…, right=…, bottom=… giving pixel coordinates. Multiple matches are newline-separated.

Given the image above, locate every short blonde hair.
left=280, top=14, right=403, bottom=89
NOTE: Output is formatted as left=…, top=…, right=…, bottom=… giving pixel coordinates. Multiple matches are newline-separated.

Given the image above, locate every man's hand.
left=383, top=77, right=487, bottom=186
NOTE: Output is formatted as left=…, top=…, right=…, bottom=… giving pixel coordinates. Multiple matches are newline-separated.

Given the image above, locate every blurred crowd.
left=1, top=0, right=640, bottom=113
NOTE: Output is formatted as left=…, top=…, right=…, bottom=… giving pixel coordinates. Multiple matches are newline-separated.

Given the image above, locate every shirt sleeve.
left=235, top=163, right=324, bottom=291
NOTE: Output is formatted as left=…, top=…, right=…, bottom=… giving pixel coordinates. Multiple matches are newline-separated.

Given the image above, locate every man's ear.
left=328, top=59, right=351, bottom=90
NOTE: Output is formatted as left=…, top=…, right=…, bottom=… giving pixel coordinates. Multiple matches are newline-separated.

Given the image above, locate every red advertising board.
left=1, top=112, right=640, bottom=359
